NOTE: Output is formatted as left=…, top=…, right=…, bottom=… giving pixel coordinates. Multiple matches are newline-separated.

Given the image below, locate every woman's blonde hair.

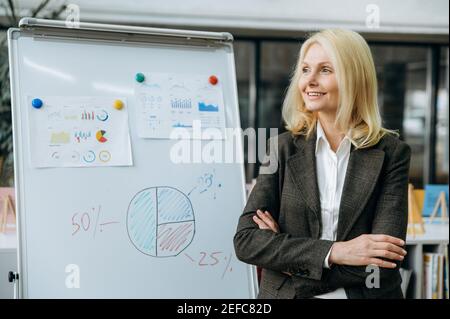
left=282, top=29, right=398, bottom=148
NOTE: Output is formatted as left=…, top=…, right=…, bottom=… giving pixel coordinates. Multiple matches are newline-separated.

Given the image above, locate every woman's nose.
left=307, top=76, right=318, bottom=86
left=304, top=71, right=318, bottom=85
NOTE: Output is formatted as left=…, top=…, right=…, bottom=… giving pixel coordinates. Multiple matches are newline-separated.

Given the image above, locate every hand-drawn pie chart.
left=127, top=187, right=195, bottom=257
left=96, top=130, right=108, bottom=143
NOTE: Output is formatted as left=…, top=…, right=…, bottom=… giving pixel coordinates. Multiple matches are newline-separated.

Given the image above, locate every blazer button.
left=294, top=268, right=308, bottom=277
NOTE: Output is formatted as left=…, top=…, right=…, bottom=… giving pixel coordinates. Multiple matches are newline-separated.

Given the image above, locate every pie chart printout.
left=127, top=187, right=195, bottom=257
left=96, top=130, right=108, bottom=143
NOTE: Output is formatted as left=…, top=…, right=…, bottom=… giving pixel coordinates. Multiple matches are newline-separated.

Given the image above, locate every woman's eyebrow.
left=302, top=61, right=332, bottom=66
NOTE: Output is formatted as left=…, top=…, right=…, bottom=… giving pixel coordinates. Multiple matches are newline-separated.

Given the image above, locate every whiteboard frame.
left=8, top=18, right=258, bottom=299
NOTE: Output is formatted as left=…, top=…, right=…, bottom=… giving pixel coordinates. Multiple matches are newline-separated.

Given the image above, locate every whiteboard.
left=8, top=18, right=257, bottom=298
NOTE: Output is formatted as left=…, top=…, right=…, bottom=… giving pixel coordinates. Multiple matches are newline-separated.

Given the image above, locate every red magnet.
left=209, top=75, right=218, bottom=85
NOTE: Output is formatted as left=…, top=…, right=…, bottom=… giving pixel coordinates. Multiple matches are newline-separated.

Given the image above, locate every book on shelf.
left=423, top=252, right=446, bottom=299
left=445, top=247, right=449, bottom=299
left=424, top=253, right=432, bottom=299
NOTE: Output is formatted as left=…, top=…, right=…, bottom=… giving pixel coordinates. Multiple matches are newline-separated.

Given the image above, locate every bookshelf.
left=404, top=220, right=449, bottom=299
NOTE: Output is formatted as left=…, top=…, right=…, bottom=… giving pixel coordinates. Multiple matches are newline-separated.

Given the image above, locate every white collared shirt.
left=314, top=120, right=351, bottom=299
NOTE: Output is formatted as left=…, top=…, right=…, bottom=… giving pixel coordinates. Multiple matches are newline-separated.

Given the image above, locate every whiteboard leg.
left=8, top=271, right=19, bottom=299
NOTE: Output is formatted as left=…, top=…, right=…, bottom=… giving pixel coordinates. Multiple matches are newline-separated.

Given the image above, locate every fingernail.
left=400, top=240, right=405, bottom=246
left=391, top=263, right=396, bottom=267
left=403, top=250, right=407, bottom=255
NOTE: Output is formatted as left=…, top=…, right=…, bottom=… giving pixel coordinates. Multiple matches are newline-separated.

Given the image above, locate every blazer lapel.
left=336, top=146, right=385, bottom=241
left=287, top=132, right=322, bottom=238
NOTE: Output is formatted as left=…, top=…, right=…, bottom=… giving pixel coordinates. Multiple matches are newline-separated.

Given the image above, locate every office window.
left=239, top=41, right=444, bottom=186
left=234, top=41, right=253, bottom=131
left=234, top=40, right=256, bottom=182
left=371, top=45, right=428, bottom=188
left=259, top=41, right=300, bottom=134
left=436, top=46, right=449, bottom=184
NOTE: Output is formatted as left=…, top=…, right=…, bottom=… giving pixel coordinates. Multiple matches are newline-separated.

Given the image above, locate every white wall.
left=1, top=0, right=449, bottom=38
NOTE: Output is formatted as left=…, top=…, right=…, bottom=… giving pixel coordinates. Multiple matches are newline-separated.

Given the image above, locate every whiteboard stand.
left=9, top=18, right=257, bottom=298
left=8, top=271, right=19, bottom=299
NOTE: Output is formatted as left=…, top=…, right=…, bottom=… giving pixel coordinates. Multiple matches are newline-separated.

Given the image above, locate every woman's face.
left=298, top=43, right=339, bottom=115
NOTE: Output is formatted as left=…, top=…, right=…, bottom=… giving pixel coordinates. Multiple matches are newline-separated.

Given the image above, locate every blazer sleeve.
left=325, top=140, right=412, bottom=288
left=233, top=137, right=334, bottom=281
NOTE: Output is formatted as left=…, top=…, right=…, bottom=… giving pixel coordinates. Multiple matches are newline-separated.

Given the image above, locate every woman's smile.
left=305, top=91, right=327, bottom=100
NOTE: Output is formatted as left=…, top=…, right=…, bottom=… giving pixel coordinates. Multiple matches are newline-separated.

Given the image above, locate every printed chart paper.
left=135, top=72, right=226, bottom=139
left=28, top=96, right=133, bottom=168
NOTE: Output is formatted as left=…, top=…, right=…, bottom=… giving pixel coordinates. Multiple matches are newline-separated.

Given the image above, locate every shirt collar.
left=315, top=120, right=351, bottom=155
left=315, top=120, right=326, bottom=155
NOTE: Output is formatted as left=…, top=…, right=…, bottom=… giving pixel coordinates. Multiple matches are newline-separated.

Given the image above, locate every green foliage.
left=0, top=0, right=67, bottom=185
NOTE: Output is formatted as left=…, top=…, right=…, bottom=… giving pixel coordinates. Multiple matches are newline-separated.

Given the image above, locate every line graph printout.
left=135, top=72, right=226, bottom=139
left=27, top=96, right=133, bottom=168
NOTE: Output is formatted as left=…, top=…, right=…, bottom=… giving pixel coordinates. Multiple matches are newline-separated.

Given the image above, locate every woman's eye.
left=321, top=68, right=331, bottom=73
left=302, top=67, right=310, bottom=73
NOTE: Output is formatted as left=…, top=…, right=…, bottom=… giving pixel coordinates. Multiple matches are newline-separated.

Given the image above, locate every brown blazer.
left=234, top=130, right=411, bottom=299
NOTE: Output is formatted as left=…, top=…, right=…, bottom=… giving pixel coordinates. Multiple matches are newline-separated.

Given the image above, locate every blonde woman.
left=234, top=29, right=411, bottom=299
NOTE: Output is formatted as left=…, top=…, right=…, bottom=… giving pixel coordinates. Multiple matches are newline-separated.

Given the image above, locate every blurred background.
left=0, top=0, right=448, bottom=189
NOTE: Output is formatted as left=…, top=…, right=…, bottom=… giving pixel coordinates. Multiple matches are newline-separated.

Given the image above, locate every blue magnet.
left=31, top=98, right=43, bottom=109
left=135, top=72, right=145, bottom=83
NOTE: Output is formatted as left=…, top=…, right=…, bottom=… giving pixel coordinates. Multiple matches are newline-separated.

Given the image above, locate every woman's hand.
left=253, top=210, right=293, bottom=276
left=252, top=210, right=407, bottom=270
left=329, top=234, right=407, bottom=269
left=252, top=210, right=279, bottom=233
